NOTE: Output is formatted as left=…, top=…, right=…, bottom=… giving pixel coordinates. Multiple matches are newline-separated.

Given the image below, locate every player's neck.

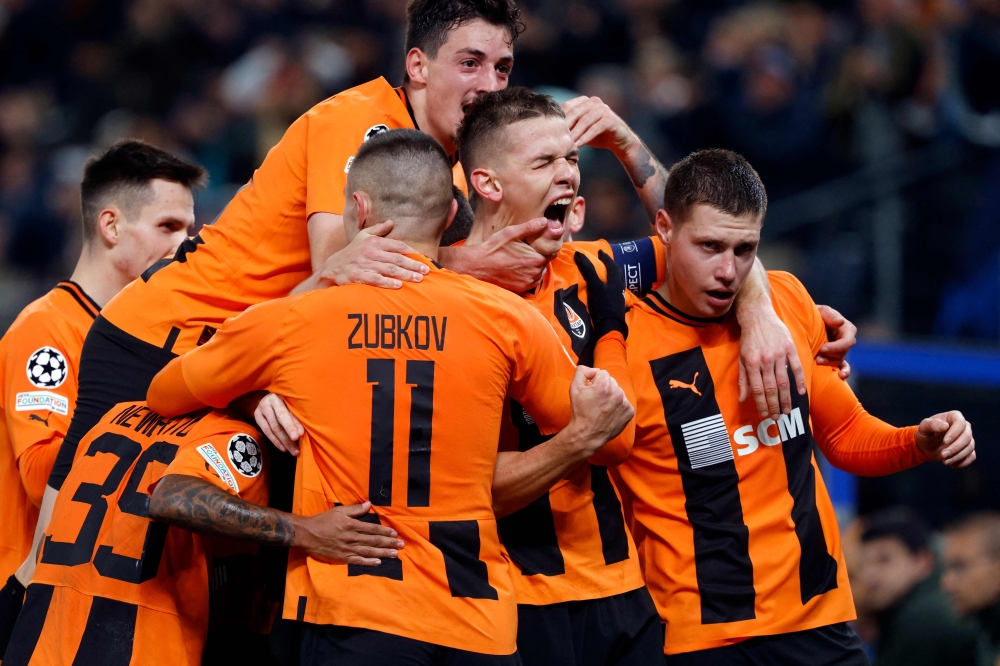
left=404, top=84, right=457, bottom=156
left=465, top=208, right=518, bottom=246
left=69, top=243, right=132, bottom=308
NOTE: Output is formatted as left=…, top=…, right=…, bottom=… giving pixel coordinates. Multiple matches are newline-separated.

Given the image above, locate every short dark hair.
left=663, top=149, right=767, bottom=225
left=861, top=506, right=932, bottom=554
left=404, top=0, right=524, bottom=83
left=349, top=128, right=455, bottom=240
left=441, top=185, right=474, bottom=246
left=457, top=86, right=564, bottom=181
left=80, top=140, right=206, bottom=241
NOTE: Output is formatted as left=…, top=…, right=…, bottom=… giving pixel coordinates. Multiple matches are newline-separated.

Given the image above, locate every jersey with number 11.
left=155, top=254, right=587, bottom=656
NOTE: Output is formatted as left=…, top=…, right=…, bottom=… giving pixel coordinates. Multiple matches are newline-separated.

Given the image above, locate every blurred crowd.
left=1, top=0, right=999, bottom=337
left=846, top=507, right=1000, bottom=665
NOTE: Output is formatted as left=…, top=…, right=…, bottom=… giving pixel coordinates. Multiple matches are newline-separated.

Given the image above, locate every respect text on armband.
left=347, top=313, right=447, bottom=351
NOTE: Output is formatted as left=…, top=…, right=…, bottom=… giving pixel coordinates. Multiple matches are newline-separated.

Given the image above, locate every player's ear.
left=655, top=208, right=673, bottom=247
left=443, top=198, right=458, bottom=231
left=469, top=168, right=502, bottom=204
left=353, top=191, right=374, bottom=230
left=567, top=196, right=586, bottom=235
left=97, top=207, right=122, bottom=248
left=406, top=48, right=430, bottom=85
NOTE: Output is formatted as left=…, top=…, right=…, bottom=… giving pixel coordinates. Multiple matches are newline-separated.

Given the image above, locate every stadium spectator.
left=859, top=507, right=982, bottom=666
left=942, top=512, right=1000, bottom=663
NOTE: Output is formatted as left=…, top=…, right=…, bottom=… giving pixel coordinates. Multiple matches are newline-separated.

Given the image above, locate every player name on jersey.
left=347, top=313, right=447, bottom=351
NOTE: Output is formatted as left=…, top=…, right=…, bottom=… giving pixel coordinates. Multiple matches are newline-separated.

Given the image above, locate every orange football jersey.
left=496, top=240, right=662, bottom=606
left=9, top=403, right=267, bottom=666
left=616, top=271, right=926, bottom=655
left=101, top=78, right=466, bottom=356
left=146, top=254, right=632, bottom=655
left=0, top=281, right=99, bottom=584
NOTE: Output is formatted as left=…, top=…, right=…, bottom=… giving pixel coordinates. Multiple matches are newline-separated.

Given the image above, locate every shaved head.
left=346, top=129, right=455, bottom=244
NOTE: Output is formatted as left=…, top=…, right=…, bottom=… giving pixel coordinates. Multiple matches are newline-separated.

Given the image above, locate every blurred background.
left=0, top=0, right=998, bottom=659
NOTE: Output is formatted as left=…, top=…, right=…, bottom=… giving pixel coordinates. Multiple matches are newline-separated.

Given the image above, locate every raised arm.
left=562, top=96, right=668, bottom=225
left=149, top=475, right=403, bottom=566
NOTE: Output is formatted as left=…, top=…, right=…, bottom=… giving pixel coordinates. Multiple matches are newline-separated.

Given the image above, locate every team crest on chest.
left=228, top=433, right=262, bottom=477
left=564, top=303, right=586, bottom=339
left=25, top=346, right=68, bottom=388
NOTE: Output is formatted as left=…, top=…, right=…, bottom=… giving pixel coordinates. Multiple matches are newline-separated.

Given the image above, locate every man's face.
left=423, top=19, right=514, bottom=149
left=942, top=530, right=1000, bottom=615
left=858, top=537, right=931, bottom=612
left=656, top=204, right=760, bottom=318
left=112, top=179, right=193, bottom=279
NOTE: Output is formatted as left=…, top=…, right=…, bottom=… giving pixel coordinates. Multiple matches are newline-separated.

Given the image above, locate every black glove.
left=0, top=574, right=26, bottom=657
left=574, top=250, right=628, bottom=341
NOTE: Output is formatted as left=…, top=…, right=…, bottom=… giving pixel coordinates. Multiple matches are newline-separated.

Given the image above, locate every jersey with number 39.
left=146, top=255, right=632, bottom=655
left=10, top=403, right=267, bottom=666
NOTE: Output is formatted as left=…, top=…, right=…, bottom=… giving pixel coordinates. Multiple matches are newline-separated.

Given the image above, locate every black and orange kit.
left=616, top=271, right=928, bottom=660
left=145, top=254, right=635, bottom=662
left=50, top=76, right=467, bottom=492
left=0, top=280, right=101, bottom=647
left=3, top=402, right=268, bottom=666
left=492, top=239, right=663, bottom=666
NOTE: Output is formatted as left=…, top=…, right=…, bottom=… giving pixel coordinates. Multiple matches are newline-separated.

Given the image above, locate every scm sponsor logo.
left=733, top=407, right=806, bottom=457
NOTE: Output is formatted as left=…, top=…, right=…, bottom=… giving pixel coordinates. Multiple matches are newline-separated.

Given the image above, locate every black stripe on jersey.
left=56, top=282, right=100, bottom=318
left=609, top=237, right=658, bottom=297
left=553, top=284, right=595, bottom=366
left=163, top=326, right=180, bottom=352
left=647, top=292, right=728, bottom=325
left=641, top=296, right=704, bottom=328
left=367, top=359, right=395, bottom=506
left=406, top=360, right=434, bottom=507
left=589, top=466, right=630, bottom=565
left=429, top=520, right=499, bottom=600
left=650, top=347, right=756, bottom=625
left=72, top=596, right=138, bottom=666
left=781, top=368, right=839, bottom=604
left=496, top=400, right=565, bottom=577
left=347, top=513, right=403, bottom=580
left=297, top=596, right=308, bottom=622
left=2, top=583, right=54, bottom=666
left=141, top=234, right=204, bottom=282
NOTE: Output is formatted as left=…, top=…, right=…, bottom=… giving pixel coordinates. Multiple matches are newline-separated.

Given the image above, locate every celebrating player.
left=144, top=129, right=635, bottom=665
left=0, top=140, right=203, bottom=651
left=604, top=149, right=976, bottom=664
left=2, top=403, right=268, bottom=665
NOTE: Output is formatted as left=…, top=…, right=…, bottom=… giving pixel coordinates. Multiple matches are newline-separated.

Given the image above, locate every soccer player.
left=1, top=402, right=270, bottom=665
left=607, top=149, right=976, bottom=664
left=143, top=129, right=636, bottom=665
left=0, top=140, right=203, bottom=649
left=439, top=86, right=862, bottom=666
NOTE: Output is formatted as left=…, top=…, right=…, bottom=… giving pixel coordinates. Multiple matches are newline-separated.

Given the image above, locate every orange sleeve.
left=161, top=429, right=269, bottom=506
left=148, top=296, right=302, bottom=417
left=587, top=331, right=636, bottom=467
left=809, top=364, right=926, bottom=475
left=505, top=299, right=577, bottom=435
left=3, top=313, right=79, bottom=505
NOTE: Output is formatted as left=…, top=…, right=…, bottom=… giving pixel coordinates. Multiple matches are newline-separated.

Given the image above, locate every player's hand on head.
left=815, top=304, right=857, bottom=379
left=320, top=220, right=429, bottom=290
left=738, top=310, right=806, bottom=422
left=916, top=411, right=976, bottom=468
left=298, top=501, right=405, bottom=566
left=473, top=217, right=551, bottom=292
left=562, top=96, right=635, bottom=153
left=567, top=365, right=635, bottom=456
left=254, top=393, right=303, bottom=456
left=574, top=250, right=627, bottom=340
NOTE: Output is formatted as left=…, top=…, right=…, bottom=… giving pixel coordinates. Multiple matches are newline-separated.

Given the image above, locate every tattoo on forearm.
left=151, top=475, right=293, bottom=545
left=625, top=140, right=669, bottom=210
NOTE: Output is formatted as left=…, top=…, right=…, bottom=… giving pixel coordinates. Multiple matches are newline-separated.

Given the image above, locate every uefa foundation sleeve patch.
left=197, top=443, right=240, bottom=493
left=15, top=391, right=70, bottom=415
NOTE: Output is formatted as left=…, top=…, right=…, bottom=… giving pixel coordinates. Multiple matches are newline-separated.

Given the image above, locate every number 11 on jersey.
left=367, top=358, right=435, bottom=507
